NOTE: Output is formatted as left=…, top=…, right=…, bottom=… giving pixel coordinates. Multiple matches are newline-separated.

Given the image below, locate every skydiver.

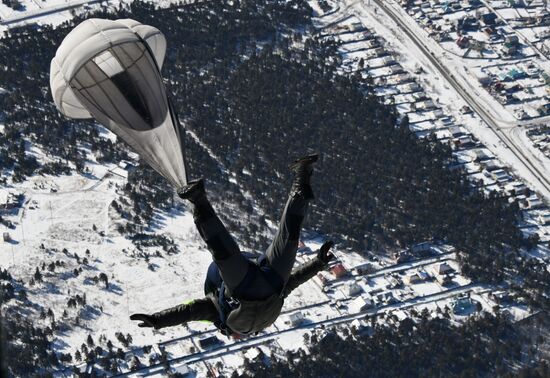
left=130, top=154, right=335, bottom=337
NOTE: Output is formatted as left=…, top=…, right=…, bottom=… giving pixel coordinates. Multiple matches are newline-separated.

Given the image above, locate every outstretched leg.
left=179, top=179, right=249, bottom=295
left=265, top=154, right=318, bottom=283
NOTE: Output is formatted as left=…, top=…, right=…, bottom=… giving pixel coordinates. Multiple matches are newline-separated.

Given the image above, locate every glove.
left=317, top=241, right=335, bottom=263
left=130, top=313, right=157, bottom=329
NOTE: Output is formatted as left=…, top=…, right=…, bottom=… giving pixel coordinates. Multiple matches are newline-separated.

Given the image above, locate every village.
left=309, top=1, right=550, bottom=248
left=398, top=0, right=550, bottom=120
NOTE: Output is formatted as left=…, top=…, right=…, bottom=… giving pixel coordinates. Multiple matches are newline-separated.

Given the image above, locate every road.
left=357, top=0, right=550, bottom=199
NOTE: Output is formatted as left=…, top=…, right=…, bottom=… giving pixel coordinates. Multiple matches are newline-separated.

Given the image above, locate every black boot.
left=178, top=179, right=206, bottom=204
left=289, top=154, right=318, bottom=199
left=178, top=179, right=215, bottom=220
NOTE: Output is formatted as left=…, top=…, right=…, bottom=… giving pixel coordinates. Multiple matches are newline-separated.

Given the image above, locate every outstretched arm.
left=283, top=241, right=335, bottom=297
left=130, top=297, right=219, bottom=329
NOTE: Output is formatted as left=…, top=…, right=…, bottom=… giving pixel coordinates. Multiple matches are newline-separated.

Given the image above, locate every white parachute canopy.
left=50, top=18, right=188, bottom=188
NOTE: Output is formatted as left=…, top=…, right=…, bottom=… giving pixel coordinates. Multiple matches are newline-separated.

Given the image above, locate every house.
left=505, top=35, right=519, bottom=45
left=404, top=272, right=424, bottom=285
left=436, top=273, right=454, bottom=285
left=526, top=194, right=544, bottom=209
left=452, top=296, right=478, bottom=315
left=456, top=36, right=470, bottom=49
left=1, top=192, right=22, bottom=211
left=455, top=16, right=479, bottom=31
left=287, top=311, right=305, bottom=326
left=2, top=232, right=10, bottom=242
left=198, top=336, right=221, bottom=349
left=432, top=262, right=454, bottom=276
left=466, top=148, right=494, bottom=162
left=501, top=43, right=518, bottom=56
left=330, top=263, right=348, bottom=278
left=354, top=262, right=376, bottom=275
left=375, top=291, right=398, bottom=305
left=501, top=35, right=520, bottom=56
left=454, top=135, right=475, bottom=148
left=349, top=296, right=374, bottom=313
left=350, top=318, right=369, bottom=333
left=404, top=82, right=421, bottom=92
left=386, top=276, right=402, bottom=289
left=393, top=250, right=413, bottom=263
left=347, top=282, right=363, bottom=296
left=316, top=272, right=329, bottom=285
left=504, top=181, right=529, bottom=196
left=410, top=241, right=434, bottom=255
left=491, top=290, right=510, bottom=304
left=491, top=169, right=511, bottom=183
left=171, top=363, right=190, bottom=376
left=479, top=12, right=497, bottom=26
left=538, top=213, right=550, bottom=225
left=498, top=68, right=526, bottom=81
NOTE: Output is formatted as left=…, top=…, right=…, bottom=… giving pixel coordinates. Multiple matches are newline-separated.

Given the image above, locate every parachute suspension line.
left=168, top=97, right=189, bottom=184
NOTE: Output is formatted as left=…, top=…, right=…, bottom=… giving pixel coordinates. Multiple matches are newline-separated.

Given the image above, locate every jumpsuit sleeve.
left=282, top=257, right=328, bottom=298
left=151, top=297, right=219, bottom=329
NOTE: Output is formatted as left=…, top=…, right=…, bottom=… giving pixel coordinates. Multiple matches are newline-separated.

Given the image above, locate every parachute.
left=50, top=18, right=188, bottom=188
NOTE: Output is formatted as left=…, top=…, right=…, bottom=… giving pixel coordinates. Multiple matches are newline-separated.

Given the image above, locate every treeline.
left=237, top=312, right=549, bottom=378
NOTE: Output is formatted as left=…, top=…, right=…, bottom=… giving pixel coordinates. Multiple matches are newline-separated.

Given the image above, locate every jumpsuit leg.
left=193, top=200, right=249, bottom=295
left=264, top=192, right=310, bottom=283
left=204, top=261, right=222, bottom=296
